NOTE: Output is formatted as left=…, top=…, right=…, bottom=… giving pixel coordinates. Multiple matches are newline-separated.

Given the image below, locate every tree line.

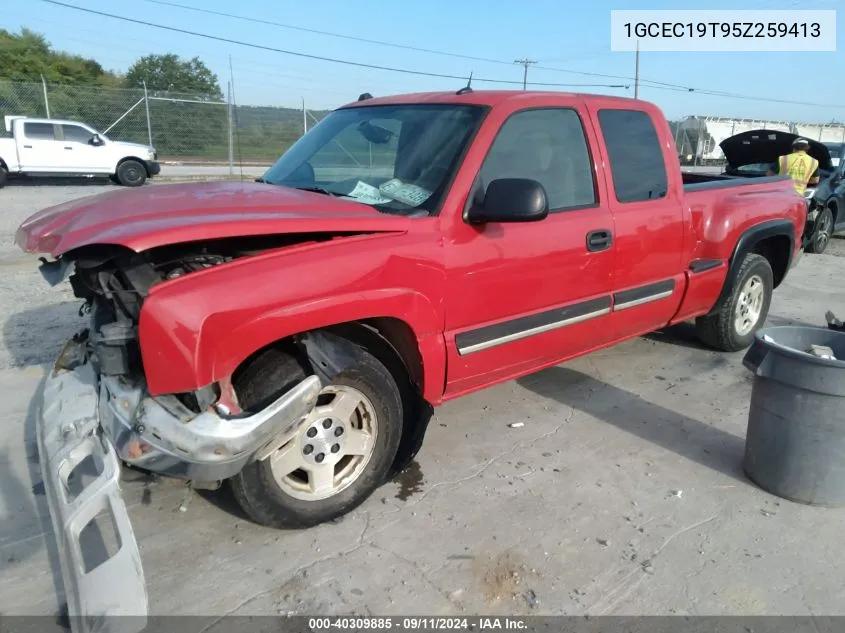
left=0, top=28, right=331, bottom=161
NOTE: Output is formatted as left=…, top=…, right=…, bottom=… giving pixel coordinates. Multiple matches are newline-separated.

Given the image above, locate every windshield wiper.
left=293, top=186, right=338, bottom=197
left=255, top=177, right=267, bottom=183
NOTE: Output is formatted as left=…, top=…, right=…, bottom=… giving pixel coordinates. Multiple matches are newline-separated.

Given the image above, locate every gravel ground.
left=3, top=182, right=845, bottom=619
left=0, top=185, right=90, bottom=371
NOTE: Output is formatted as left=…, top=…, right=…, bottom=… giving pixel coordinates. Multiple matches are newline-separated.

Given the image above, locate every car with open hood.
left=720, top=129, right=833, bottom=199
left=719, top=129, right=836, bottom=253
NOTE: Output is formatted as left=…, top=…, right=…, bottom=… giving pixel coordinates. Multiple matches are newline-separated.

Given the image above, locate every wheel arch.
left=706, top=219, right=794, bottom=316
left=115, top=156, right=150, bottom=177
left=229, top=316, right=429, bottom=402
left=320, top=319, right=433, bottom=475
left=229, top=317, right=435, bottom=477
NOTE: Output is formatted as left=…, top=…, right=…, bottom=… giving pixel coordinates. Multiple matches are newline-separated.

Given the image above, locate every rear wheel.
left=805, top=205, right=834, bottom=254
left=695, top=253, right=773, bottom=352
left=116, top=160, right=147, bottom=187
left=230, top=343, right=403, bottom=529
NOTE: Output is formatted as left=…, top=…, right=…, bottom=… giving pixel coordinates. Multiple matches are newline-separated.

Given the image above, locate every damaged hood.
left=16, top=181, right=412, bottom=257
left=720, top=130, right=833, bottom=171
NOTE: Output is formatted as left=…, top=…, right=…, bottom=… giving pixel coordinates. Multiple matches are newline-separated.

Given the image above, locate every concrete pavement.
left=2, top=185, right=842, bottom=619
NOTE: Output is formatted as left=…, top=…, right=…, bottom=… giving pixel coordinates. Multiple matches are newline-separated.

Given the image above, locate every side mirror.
left=466, top=178, right=549, bottom=225
left=89, top=134, right=104, bottom=146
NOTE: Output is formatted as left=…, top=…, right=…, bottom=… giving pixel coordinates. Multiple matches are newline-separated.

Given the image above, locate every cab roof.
left=339, top=90, right=645, bottom=110
left=5, top=115, right=92, bottom=131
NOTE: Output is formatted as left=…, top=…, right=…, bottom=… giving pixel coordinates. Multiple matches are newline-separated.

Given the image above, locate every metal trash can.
left=742, top=325, right=845, bottom=506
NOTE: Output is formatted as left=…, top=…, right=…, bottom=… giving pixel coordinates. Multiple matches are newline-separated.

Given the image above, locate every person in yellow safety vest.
left=766, top=138, right=820, bottom=196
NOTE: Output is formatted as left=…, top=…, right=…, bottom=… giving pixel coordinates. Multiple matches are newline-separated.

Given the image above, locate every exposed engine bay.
left=41, top=233, right=355, bottom=414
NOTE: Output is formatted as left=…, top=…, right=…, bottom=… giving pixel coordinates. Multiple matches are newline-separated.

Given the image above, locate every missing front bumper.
left=37, top=337, right=323, bottom=631
left=99, top=372, right=321, bottom=483
left=38, top=353, right=148, bottom=633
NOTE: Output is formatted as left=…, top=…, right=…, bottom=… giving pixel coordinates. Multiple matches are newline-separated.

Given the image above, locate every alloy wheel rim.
left=817, top=210, right=832, bottom=251
left=269, top=385, right=378, bottom=501
left=734, top=274, right=765, bottom=337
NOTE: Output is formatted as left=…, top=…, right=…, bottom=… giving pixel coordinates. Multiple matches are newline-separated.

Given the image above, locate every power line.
left=137, top=0, right=517, bottom=68
left=134, top=0, right=653, bottom=88
left=140, top=0, right=519, bottom=69
left=134, top=0, right=833, bottom=103
left=31, top=0, right=845, bottom=109
left=37, top=0, right=627, bottom=90
left=642, top=83, right=845, bottom=108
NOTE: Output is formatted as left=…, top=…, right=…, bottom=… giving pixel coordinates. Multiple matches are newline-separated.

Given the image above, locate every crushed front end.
left=35, top=245, right=322, bottom=633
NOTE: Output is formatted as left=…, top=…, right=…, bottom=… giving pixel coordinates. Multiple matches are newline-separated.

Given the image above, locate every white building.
left=677, top=116, right=845, bottom=164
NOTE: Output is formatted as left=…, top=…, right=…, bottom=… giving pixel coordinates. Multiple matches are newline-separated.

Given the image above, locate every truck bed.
left=681, top=171, right=786, bottom=190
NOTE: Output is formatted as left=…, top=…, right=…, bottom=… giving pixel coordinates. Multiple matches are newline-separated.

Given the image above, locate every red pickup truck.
left=17, top=89, right=805, bottom=622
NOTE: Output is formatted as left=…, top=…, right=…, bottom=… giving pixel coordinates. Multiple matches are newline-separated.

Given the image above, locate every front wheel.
left=116, top=160, right=147, bottom=187
left=0, top=164, right=7, bottom=188
left=805, top=205, right=834, bottom=254
left=695, top=253, right=774, bottom=352
left=231, top=345, right=403, bottom=529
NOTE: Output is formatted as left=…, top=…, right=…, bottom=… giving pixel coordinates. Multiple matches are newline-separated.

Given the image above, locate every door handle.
left=64, top=146, right=73, bottom=150
left=23, top=145, right=32, bottom=149
left=586, top=229, right=613, bottom=252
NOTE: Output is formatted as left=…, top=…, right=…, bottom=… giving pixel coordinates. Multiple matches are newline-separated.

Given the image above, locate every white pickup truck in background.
left=0, top=115, right=160, bottom=188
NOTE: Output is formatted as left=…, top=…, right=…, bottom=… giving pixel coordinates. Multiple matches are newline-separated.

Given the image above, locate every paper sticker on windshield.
left=378, top=179, right=432, bottom=207
left=342, top=181, right=392, bottom=205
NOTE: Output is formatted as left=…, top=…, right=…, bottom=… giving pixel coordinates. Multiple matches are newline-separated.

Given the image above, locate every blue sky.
left=3, top=0, right=842, bottom=122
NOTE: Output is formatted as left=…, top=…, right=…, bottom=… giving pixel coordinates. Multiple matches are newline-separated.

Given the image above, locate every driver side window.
left=60, top=124, right=94, bottom=144
left=479, top=108, right=597, bottom=213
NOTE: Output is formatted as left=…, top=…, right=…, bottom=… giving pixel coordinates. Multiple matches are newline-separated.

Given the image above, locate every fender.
left=705, top=218, right=794, bottom=317
left=140, top=287, right=446, bottom=403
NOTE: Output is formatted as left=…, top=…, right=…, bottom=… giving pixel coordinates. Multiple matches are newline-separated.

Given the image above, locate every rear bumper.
left=38, top=334, right=322, bottom=629
left=144, top=160, right=161, bottom=177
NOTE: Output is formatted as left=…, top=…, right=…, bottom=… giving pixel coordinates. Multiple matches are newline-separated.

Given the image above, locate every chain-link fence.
left=2, top=79, right=843, bottom=170
left=0, top=80, right=331, bottom=166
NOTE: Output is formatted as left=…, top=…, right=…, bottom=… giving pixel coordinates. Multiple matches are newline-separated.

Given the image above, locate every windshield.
left=824, top=143, right=843, bottom=167
left=260, top=103, right=487, bottom=215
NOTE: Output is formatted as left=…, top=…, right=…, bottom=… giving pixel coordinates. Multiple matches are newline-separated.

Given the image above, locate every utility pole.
left=302, top=97, right=307, bottom=135
left=142, top=81, right=153, bottom=148
left=40, top=74, right=50, bottom=118
left=227, top=81, right=234, bottom=176
left=514, top=59, right=537, bottom=90
left=228, top=55, right=243, bottom=180
left=634, top=41, right=640, bottom=99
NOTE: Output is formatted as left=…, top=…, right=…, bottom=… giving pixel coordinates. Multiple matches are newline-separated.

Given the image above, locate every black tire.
left=116, top=160, right=147, bottom=187
left=230, top=342, right=403, bottom=529
left=805, top=205, right=833, bottom=254
left=695, top=253, right=774, bottom=352
left=0, top=164, right=7, bottom=189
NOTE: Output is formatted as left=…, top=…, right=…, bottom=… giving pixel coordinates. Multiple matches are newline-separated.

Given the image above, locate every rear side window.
left=480, top=108, right=597, bottom=212
left=23, top=122, right=56, bottom=140
left=597, top=109, right=668, bottom=203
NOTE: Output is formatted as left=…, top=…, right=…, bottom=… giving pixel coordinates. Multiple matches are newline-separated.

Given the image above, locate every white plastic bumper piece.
left=37, top=351, right=147, bottom=633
